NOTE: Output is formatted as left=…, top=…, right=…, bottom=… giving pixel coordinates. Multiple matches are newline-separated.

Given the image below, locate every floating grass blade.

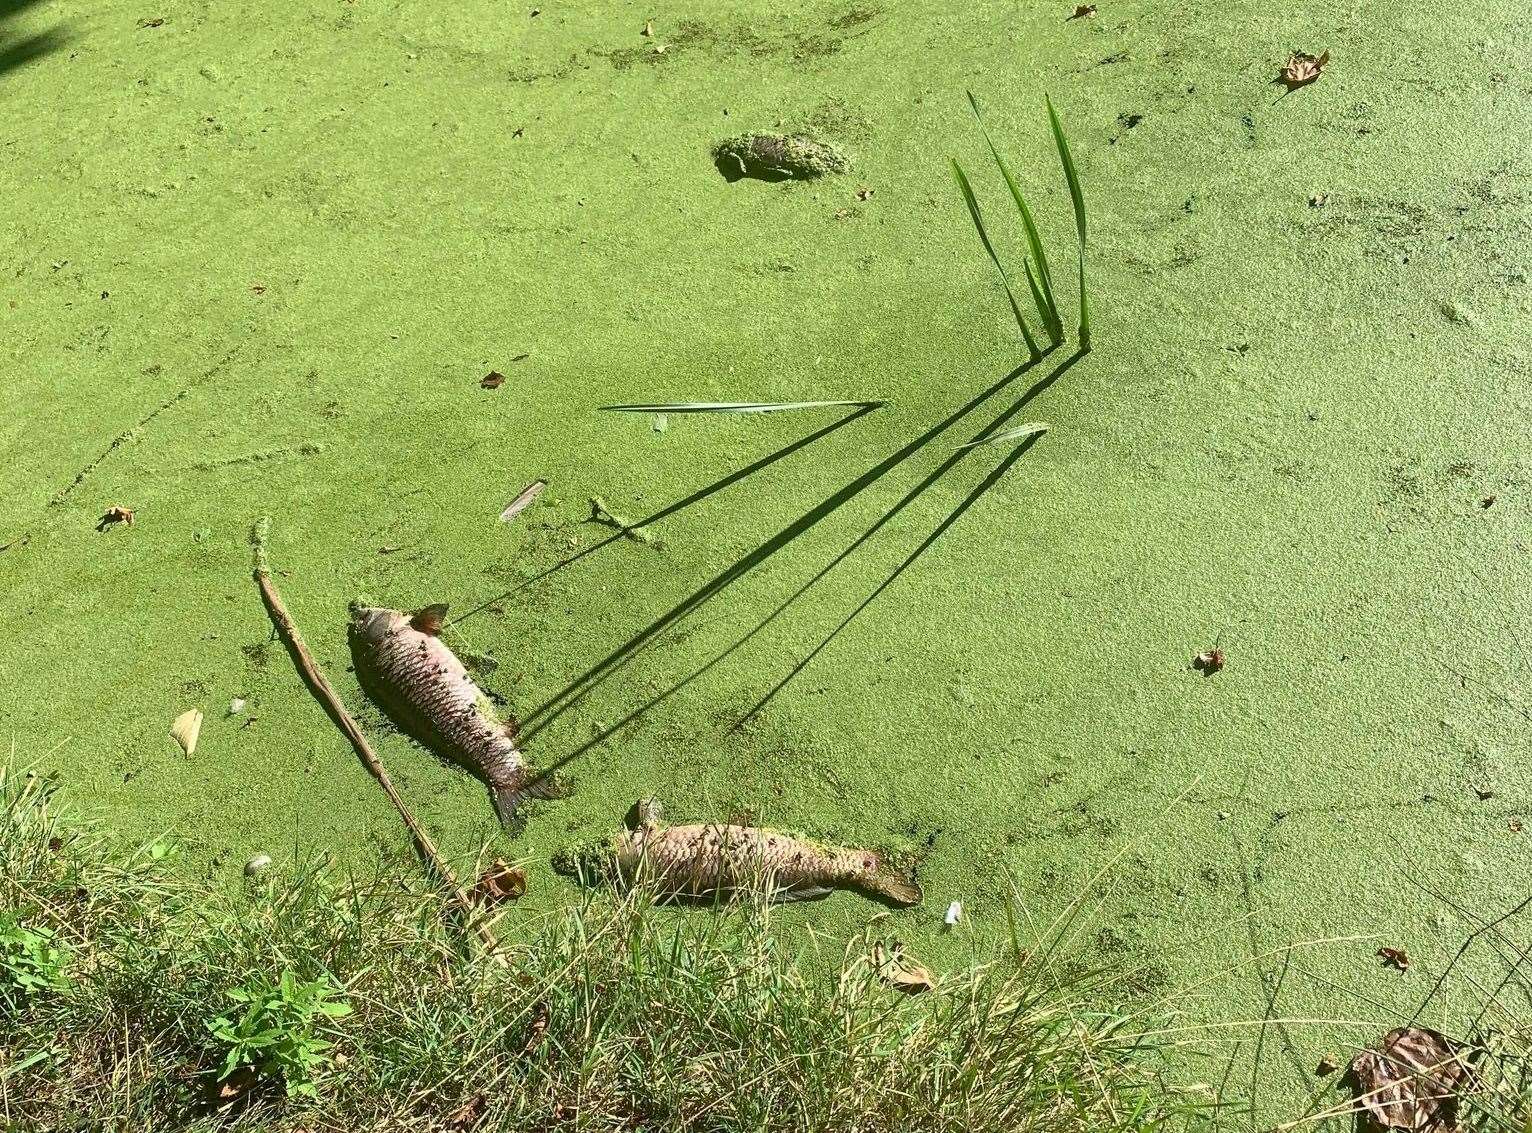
left=598, top=400, right=885, bottom=414
left=1045, top=95, right=1090, bottom=352
left=967, top=91, right=1063, bottom=344
left=950, top=157, right=1043, bottom=363
left=956, top=421, right=1050, bottom=449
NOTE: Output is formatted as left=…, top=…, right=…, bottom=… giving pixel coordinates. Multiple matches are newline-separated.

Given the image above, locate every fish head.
left=347, top=602, right=405, bottom=648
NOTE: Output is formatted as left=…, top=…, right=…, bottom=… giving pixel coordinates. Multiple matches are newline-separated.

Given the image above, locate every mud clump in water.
left=713, top=133, right=849, bottom=181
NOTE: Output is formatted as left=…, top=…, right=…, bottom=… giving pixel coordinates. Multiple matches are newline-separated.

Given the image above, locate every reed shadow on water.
left=731, top=347, right=1086, bottom=727
left=448, top=404, right=879, bottom=629
left=522, top=347, right=1080, bottom=783
left=0, top=0, right=67, bottom=79
left=515, top=350, right=1056, bottom=749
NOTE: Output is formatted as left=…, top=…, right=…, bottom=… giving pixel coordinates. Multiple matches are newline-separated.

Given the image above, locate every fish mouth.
left=347, top=600, right=395, bottom=643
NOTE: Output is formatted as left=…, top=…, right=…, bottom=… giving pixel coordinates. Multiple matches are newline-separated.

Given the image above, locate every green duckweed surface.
left=2, top=0, right=1530, bottom=1118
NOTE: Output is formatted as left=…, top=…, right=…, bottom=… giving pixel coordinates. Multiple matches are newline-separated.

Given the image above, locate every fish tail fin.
left=491, top=782, right=527, bottom=834
left=861, top=853, right=922, bottom=907
left=491, top=767, right=572, bottom=830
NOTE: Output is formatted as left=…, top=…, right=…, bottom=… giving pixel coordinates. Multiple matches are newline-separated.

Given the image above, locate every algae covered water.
left=2, top=1, right=1529, bottom=1119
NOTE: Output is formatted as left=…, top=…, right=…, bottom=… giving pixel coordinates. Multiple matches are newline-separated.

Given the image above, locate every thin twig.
left=249, top=516, right=498, bottom=955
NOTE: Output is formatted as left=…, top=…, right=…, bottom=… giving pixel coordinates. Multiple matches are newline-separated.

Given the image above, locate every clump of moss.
left=713, top=132, right=850, bottom=181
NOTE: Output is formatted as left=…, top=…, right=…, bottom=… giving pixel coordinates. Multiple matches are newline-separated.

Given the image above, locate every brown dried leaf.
left=472, top=859, right=526, bottom=905
left=1347, top=1026, right=1466, bottom=1132
left=1316, top=1053, right=1340, bottom=1076
left=138, top=17, right=165, bottom=29
left=855, top=185, right=874, bottom=201
left=481, top=371, right=506, bottom=390
left=873, top=941, right=936, bottom=994
left=1067, top=3, right=1096, bottom=18
left=1193, top=648, right=1225, bottom=674
left=97, top=505, right=135, bottom=531
left=1377, top=945, right=1410, bottom=972
left=445, top=1093, right=487, bottom=1131
left=641, top=19, right=654, bottom=36
left=1280, top=49, right=1330, bottom=90
left=522, top=999, right=550, bottom=1053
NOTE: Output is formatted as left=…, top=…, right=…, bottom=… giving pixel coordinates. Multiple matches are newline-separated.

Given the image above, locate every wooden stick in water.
left=249, top=517, right=499, bottom=954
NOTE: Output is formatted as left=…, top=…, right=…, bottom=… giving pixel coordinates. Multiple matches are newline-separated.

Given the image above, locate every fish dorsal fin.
left=409, top=604, right=449, bottom=636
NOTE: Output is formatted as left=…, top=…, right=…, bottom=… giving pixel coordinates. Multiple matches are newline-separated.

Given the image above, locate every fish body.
left=712, top=133, right=849, bottom=181
left=348, top=603, right=553, bottom=826
left=557, top=798, right=920, bottom=907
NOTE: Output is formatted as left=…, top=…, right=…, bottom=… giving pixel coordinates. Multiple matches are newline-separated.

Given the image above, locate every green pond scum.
left=1, top=0, right=1529, bottom=1122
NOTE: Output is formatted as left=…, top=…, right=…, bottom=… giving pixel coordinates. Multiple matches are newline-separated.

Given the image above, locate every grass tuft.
left=0, top=758, right=1206, bottom=1131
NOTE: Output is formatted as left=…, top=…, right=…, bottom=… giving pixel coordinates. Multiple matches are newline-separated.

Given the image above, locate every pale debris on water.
left=873, top=942, right=936, bottom=994
left=228, top=698, right=246, bottom=715
left=170, top=709, right=203, bottom=757
left=944, top=900, right=962, bottom=925
left=499, top=479, right=548, bottom=524
left=244, top=853, right=272, bottom=878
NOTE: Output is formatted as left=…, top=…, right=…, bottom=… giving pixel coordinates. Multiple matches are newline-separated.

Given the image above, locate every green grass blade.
left=1046, top=95, right=1090, bottom=351
left=950, top=157, right=1043, bottom=363
left=956, top=421, right=1050, bottom=449
left=597, top=400, right=885, bottom=414
left=968, top=91, right=1062, bottom=343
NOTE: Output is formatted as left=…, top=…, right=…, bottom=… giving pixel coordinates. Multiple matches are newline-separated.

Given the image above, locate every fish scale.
left=349, top=604, right=552, bottom=827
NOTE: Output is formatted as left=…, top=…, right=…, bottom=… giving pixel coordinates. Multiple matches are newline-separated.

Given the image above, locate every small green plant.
left=0, top=914, right=68, bottom=1012
left=206, top=969, right=352, bottom=1097
left=953, top=92, right=1092, bottom=357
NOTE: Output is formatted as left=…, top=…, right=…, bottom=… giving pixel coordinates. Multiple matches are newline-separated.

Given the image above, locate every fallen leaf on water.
left=170, top=709, right=203, bottom=757
left=250, top=284, right=266, bottom=295
left=97, top=505, right=135, bottom=531
left=481, top=371, right=506, bottom=390
left=944, top=900, right=962, bottom=925
left=833, top=207, right=853, bottom=220
left=1377, top=945, right=1410, bottom=972
left=472, top=859, right=527, bottom=904
left=138, top=17, right=165, bottom=29
left=855, top=185, right=874, bottom=201
left=1067, top=3, right=1096, bottom=18
left=1511, top=818, right=1523, bottom=833
left=1347, top=1026, right=1466, bottom=1132
left=1472, top=784, right=1494, bottom=801
left=1279, top=49, right=1330, bottom=90
left=641, top=19, right=654, bottom=36
left=873, top=942, right=936, bottom=994
left=1193, top=648, right=1226, bottom=675
left=1315, top=1053, right=1340, bottom=1076
left=1308, top=192, right=1328, bottom=207
left=499, top=479, right=547, bottom=524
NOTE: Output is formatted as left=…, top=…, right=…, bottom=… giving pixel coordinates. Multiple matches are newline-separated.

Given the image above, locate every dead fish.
left=712, top=133, right=850, bottom=182
left=554, top=797, right=921, bottom=906
left=348, top=602, right=561, bottom=827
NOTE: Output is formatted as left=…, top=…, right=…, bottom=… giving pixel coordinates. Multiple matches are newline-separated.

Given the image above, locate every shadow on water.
left=0, top=0, right=67, bottom=79
left=449, top=403, right=880, bottom=628
left=731, top=348, right=1086, bottom=727
left=521, top=346, right=1082, bottom=781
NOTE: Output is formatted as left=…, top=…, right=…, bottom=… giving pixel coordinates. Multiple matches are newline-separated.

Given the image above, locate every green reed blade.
left=956, top=421, right=1050, bottom=449
left=1045, top=95, right=1090, bottom=352
left=951, top=157, right=1043, bottom=363
left=968, top=91, right=1062, bottom=343
left=598, top=400, right=886, bottom=414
